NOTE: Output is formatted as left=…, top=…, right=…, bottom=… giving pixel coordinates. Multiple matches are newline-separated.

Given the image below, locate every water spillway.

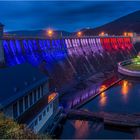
left=2, top=37, right=135, bottom=89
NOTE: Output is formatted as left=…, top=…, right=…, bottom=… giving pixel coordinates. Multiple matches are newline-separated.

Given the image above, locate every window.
left=43, top=83, right=48, bottom=93
left=34, top=90, right=37, bottom=103
left=38, top=88, right=40, bottom=99
left=50, top=103, right=53, bottom=108
left=19, top=98, right=23, bottom=114
left=25, top=95, right=28, bottom=110
left=29, top=93, right=33, bottom=106
left=39, top=114, right=42, bottom=121
left=35, top=119, right=38, bottom=126
left=39, top=86, right=42, bottom=98
left=47, top=106, right=49, bottom=112
left=43, top=110, right=46, bottom=116
left=41, top=85, right=43, bottom=97
left=13, top=102, right=18, bottom=118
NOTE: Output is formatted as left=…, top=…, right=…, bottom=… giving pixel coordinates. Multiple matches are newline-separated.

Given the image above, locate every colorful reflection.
left=98, top=76, right=119, bottom=107
left=72, top=120, right=89, bottom=138
left=99, top=85, right=107, bottom=93
left=99, top=92, right=107, bottom=107
left=99, top=85, right=107, bottom=107
left=121, top=80, right=132, bottom=102
left=121, top=80, right=129, bottom=95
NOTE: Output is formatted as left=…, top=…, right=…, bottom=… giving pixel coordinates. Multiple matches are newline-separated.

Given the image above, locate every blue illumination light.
left=3, top=37, right=133, bottom=78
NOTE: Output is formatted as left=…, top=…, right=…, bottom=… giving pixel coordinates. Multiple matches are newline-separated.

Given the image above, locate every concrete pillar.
left=0, top=23, right=5, bottom=67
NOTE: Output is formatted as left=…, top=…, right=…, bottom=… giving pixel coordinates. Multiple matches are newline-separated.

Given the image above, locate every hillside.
left=82, top=10, right=140, bottom=36
left=6, top=10, right=140, bottom=37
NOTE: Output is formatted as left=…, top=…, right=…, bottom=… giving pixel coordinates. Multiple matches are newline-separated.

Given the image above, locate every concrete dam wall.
left=2, top=37, right=136, bottom=89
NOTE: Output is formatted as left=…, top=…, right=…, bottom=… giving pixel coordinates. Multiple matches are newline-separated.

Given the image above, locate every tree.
left=0, top=113, right=51, bottom=139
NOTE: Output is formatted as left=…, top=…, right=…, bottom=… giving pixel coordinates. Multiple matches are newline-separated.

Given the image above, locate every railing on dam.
left=2, top=35, right=132, bottom=40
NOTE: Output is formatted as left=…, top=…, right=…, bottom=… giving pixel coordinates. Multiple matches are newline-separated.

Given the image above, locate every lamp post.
left=47, top=29, right=53, bottom=38
left=124, top=32, right=127, bottom=36
left=77, top=31, right=82, bottom=37
left=99, top=32, right=105, bottom=36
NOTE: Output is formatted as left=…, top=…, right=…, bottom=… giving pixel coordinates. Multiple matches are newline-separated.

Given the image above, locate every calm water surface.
left=83, top=79, right=140, bottom=113
left=60, top=79, right=140, bottom=139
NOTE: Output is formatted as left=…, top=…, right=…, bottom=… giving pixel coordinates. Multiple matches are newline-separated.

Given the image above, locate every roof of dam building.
left=0, top=63, right=48, bottom=109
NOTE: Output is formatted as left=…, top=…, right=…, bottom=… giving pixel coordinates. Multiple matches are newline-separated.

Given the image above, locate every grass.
left=124, top=63, right=140, bottom=71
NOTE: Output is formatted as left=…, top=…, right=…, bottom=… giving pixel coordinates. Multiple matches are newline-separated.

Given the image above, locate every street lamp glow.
left=99, top=32, right=105, bottom=36
left=47, top=29, right=53, bottom=37
left=77, top=31, right=82, bottom=37
left=101, top=32, right=105, bottom=36
left=124, top=32, right=127, bottom=36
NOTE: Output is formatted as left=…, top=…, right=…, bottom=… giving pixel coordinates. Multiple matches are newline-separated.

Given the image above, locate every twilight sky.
left=0, top=1, right=140, bottom=32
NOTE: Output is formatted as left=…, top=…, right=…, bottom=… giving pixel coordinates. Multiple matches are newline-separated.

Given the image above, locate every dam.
left=1, top=36, right=136, bottom=89
left=0, top=29, right=139, bottom=139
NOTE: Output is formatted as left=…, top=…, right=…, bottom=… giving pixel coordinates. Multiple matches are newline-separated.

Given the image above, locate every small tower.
left=0, top=23, right=5, bottom=67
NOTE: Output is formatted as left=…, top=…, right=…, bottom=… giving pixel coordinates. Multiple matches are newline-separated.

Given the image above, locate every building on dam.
left=0, top=63, right=59, bottom=133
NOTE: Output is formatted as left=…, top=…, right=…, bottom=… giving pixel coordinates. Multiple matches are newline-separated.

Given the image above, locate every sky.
left=0, top=1, right=140, bottom=32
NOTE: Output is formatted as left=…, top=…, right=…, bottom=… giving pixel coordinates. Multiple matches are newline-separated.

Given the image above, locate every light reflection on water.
left=60, top=119, right=132, bottom=139
left=99, top=92, right=107, bottom=107
left=60, top=79, right=139, bottom=139
left=121, top=80, right=132, bottom=102
left=82, top=79, right=139, bottom=113
left=72, top=120, right=90, bottom=138
left=99, top=84, right=108, bottom=107
left=121, top=80, right=129, bottom=95
left=98, top=80, right=132, bottom=107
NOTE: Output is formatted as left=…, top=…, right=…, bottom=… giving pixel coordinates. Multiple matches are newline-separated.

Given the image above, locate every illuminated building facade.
left=0, top=63, right=59, bottom=133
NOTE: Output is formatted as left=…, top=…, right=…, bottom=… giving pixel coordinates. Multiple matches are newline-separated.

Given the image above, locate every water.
left=60, top=120, right=133, bottom=139
left=82, top=79, right=140, bottom=113
left=60, top=79, right=140, bottom=139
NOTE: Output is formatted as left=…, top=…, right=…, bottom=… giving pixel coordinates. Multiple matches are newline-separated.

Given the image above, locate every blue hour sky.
left=0, top=1, right=140, bottom=32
